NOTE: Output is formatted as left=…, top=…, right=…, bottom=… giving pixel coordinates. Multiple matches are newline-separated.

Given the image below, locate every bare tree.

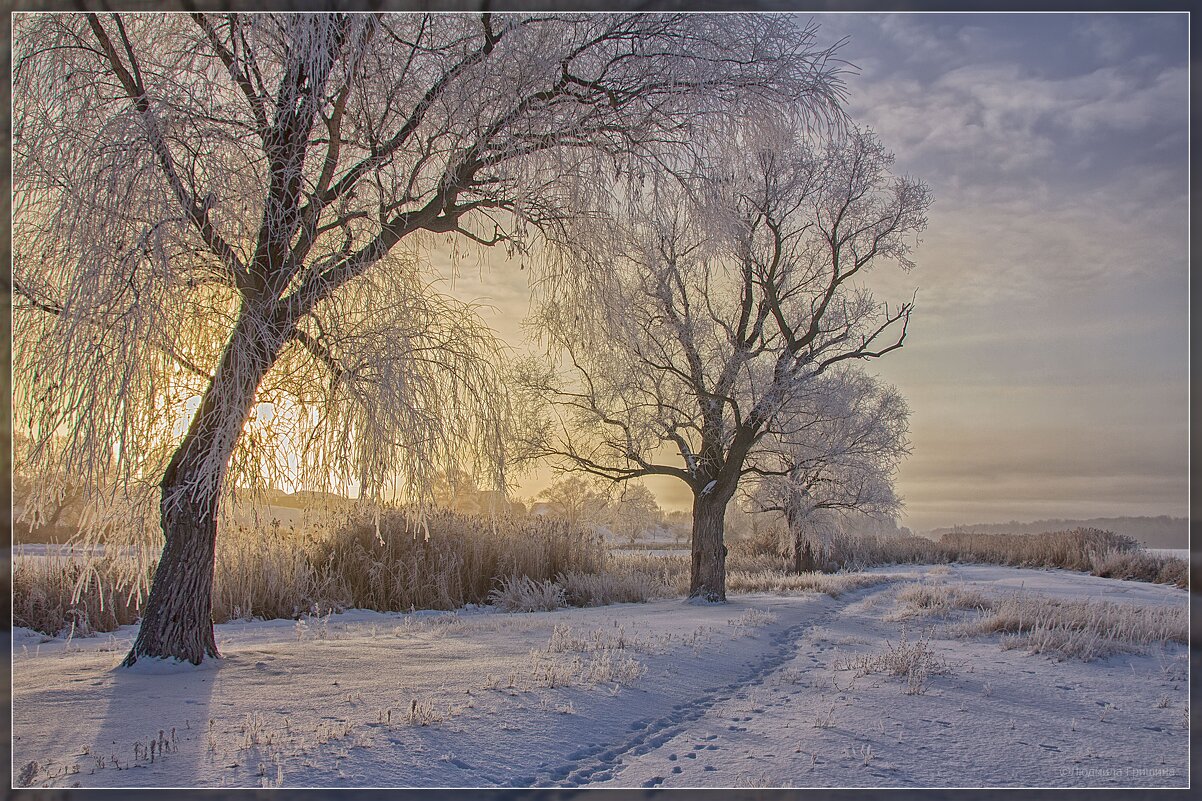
left=606, top=482, right=663, bottom=546
left=536, top=474, right=611, bottom=530
left=12, top=12, right=848, bottom=664
left=516, top=124, right=930, bottom=600
left=749, top=369, right=909, bottom=573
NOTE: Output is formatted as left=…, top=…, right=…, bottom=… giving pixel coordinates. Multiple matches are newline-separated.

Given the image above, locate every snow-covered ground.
left=10, top=564, right=1189, bottom=789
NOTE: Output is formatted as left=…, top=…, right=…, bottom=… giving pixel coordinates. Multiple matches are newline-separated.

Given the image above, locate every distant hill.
left=925, top=516, right=1188, bottom=549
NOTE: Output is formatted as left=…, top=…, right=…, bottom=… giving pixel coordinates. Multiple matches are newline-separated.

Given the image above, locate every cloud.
left=847, top=58, right=1186, bottom=183
left=933, top=61, right=1186, bottom=140
left=1072, top=16, right=1135, bottom=61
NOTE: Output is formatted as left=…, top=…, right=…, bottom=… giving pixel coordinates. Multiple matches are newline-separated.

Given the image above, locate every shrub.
left=487, top=576, right=567, bottom=612
left=728, top=524, right=788, bottom=561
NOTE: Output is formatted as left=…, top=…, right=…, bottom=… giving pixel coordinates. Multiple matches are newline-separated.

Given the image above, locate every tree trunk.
left=689, top=492, right=731, bottom=602
left=793, top=536, right=816, bottom=575
left=123, top=304, right=289, bottom=666
left=785, top=503, right=815, bottom=575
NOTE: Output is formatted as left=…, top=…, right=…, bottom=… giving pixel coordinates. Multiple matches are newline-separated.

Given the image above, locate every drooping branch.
left=85, top=13, right=250, bottom=292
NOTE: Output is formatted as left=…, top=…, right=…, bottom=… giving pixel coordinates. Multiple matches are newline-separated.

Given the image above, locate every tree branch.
left=85, top=13, right=251, bottom=292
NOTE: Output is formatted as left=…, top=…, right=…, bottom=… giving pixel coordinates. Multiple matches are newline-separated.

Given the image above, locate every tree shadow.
left=88, top=654, right=226, bottom=783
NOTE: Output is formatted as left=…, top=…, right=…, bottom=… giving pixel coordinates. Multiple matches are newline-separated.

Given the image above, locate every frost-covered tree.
left=536, top=475, right=611, bottom=529
left=12, top=12, right=848, bottom=664
left=606, top=482, right=663, bottom=546
left=749, top=369, right=909, bottom=573
left=517, top=125, right=929, bottom=600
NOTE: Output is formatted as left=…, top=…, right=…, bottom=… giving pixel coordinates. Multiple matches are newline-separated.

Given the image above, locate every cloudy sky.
left=445, top=12, right=1190, bottom=533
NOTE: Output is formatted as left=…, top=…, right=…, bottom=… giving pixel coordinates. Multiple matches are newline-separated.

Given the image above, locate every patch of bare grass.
left=834, top=626, right=951, bottom=694
left=891, top=582, right=995, bottom=619
left=726, top=570, right=894, bottom=597
left=960, top=592, right=1188, bottom=661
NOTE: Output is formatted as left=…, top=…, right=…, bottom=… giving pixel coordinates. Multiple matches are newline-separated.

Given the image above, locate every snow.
left=10, top=564, right=1188, bottom=789
left=1146, top=548, right=1190, bottom=560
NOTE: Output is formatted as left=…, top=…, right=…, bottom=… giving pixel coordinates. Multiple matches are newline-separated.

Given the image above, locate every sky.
left=438, top=12, right=1190, bottom=534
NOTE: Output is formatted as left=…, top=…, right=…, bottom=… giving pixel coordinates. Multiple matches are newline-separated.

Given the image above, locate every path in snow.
left=591, top=568, right=1189, bottom=788
left=10, top=564, right=1189, bottom=789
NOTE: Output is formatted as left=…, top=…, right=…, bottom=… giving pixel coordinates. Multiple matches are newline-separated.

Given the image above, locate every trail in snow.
left=520, top=590, right=860, bottom=788
left=590, top=570, right=1189, bottom=788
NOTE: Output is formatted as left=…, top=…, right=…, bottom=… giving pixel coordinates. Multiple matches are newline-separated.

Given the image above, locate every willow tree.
left=517, top=125, right=930, bottom=600
left=12, top=12, right=847, bottom=664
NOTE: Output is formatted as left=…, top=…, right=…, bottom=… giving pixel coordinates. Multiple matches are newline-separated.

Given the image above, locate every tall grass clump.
left=14, top=509, right=610, bottom=635
left=961, top=592, right=1188, bottom=661
left=938, top=527, right=1136, bottom=571
left=1088, top=548, right=1190, bottom=587
left=938, top=528, right=1189, bottom=589
left=12, top=550, right=150, bottom=636
left=488, top=576, right=568, bottom=612
left=558, top=552, right=687, bottom=606
left=311, top=509, right=606, bottom=612
left=211, top=520, right=343, bottom=622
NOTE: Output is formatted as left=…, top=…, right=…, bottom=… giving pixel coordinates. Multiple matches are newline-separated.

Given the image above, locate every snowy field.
left=11, top=564, right=1189, bottom=789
